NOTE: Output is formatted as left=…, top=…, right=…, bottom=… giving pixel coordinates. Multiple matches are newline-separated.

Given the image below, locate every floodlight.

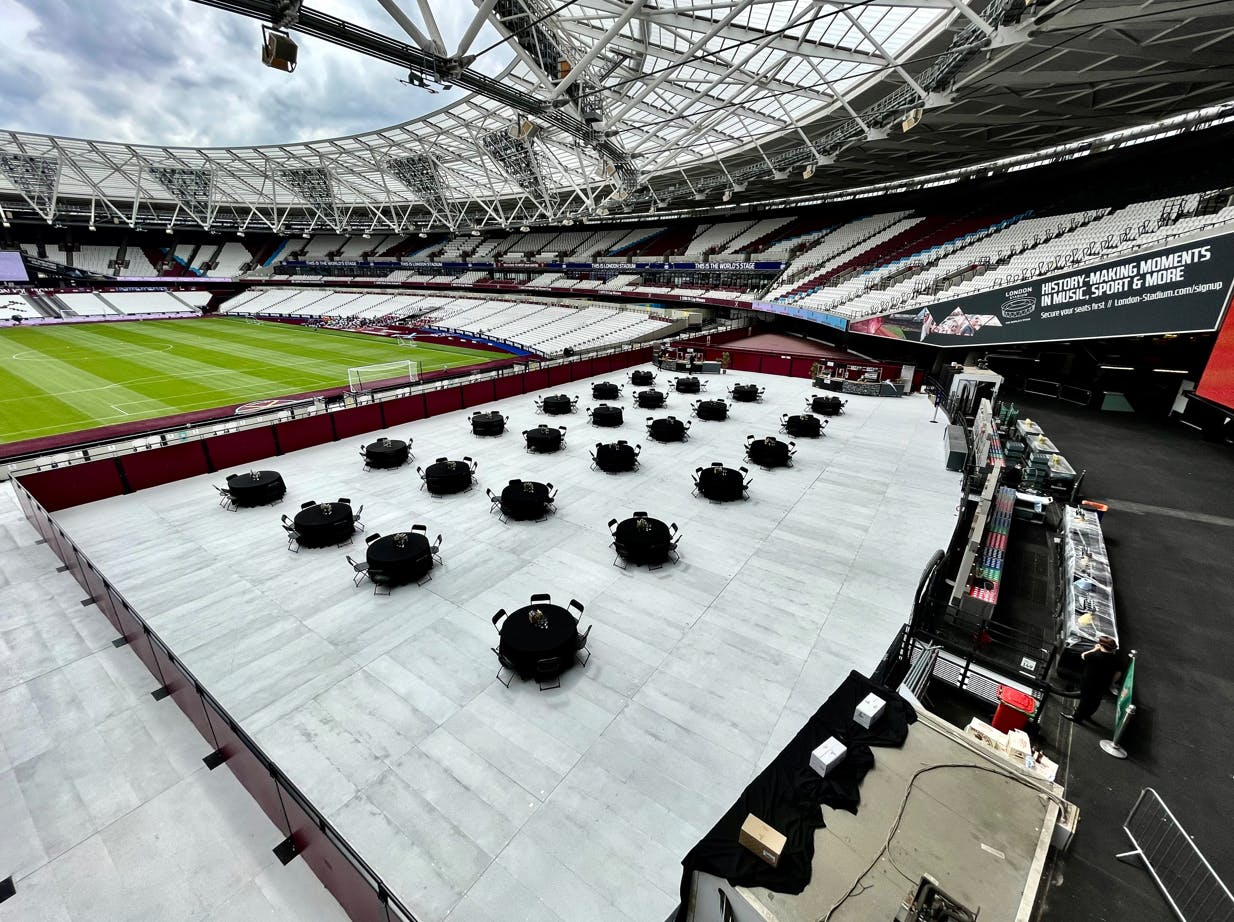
left=722, top=189, right=733, bottom=202
left=519, top=225, right=530, bottom=232
left=88, top=224, right=96, bottom=231
left=803, top=164, right=816, bottom=180
left=262, top=27, right=298, bottom=72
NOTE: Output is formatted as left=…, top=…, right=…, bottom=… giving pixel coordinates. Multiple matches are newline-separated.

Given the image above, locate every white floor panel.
left=0, top=488, right=347, bottom=922
left=53, top=365, right=961, bottom=921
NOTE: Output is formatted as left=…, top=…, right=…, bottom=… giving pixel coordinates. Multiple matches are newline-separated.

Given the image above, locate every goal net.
left=347, top=360, right=420, bottom=393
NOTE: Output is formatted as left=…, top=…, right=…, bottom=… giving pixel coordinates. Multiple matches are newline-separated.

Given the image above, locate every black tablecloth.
left=590, top=404, right=623, bottom=427
left=366, top=532, right=432, bottom=585
left=293, top=502, right=355, bottom=547
left=731, top=384, right=761, bottom=402
left=226, top=470, right=285, bottom=507
left=364, top=439, right=409, bottom=468
left=748, top=437, right=791, bottom=468
left=648, top=416, right=687, bottom=442
left=675, top=672, right=916, bottom=915
left=592, top=382, right=621, bottom=400
left=425, top=460, right=473, bottom=494
left=811, top=395, right=844, bottom=415
left=696, top=399, right=728, bottom=421
left=698, top=466, right=745, bottom=501
left=471, top=412, right=506, bottom=436
left=542, top=394, right=573, bottom=415
left=500, top=480, right=551, bottom=520
left=784, top=414, right=822, bottom=437
left=631, top=370, right=656, bottom=386
left=637, top=389, right=666, bottom=409
left=675, top=377, right=701, bottom=393
left=614, top=516, right=672, bottom=564
left=525, top=426, right=564, bottom=453
left=499, top=605, right=578, bottom=679
left=595, top=441, right=637, bottom=473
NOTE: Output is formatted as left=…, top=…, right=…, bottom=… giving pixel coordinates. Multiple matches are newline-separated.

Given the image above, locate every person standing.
left=1064, top=635, right=1119, bottom=724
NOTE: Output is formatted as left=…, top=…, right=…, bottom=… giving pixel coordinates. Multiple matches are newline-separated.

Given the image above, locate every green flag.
left=1114, top=656, right=1135, bottom=738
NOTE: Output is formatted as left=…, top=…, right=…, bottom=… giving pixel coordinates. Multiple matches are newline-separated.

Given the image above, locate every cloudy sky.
left=0, top=0, right=512, bottom=147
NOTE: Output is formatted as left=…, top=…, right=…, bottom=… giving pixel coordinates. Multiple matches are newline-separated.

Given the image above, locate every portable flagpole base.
left=1100, top=739, right=1129, bottom=759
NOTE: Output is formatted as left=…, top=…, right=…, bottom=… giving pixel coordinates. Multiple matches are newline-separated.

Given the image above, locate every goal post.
left=347, top=360, right=420, bottom=393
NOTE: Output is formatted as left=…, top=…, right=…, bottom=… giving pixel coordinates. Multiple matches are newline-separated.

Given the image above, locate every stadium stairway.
left=745, top=213, right=830, bottom=254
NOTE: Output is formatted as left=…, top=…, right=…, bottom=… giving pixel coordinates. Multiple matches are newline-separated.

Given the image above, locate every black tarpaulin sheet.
left=675, top=671, right=916, bottom=919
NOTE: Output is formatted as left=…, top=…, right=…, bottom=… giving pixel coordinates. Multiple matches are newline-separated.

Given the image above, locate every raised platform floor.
left=49, top=366, right=961, bottom=921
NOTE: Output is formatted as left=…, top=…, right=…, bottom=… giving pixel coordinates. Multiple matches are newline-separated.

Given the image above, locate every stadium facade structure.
left=2, top=0, right=1234, bottom=237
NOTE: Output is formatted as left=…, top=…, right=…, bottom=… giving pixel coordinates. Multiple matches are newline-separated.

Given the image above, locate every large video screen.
left=0, top=250, right=28, bottom=282
left=850, top=232, right=1234, bottom=347
left=1196, top=297, right=1234, bottom=412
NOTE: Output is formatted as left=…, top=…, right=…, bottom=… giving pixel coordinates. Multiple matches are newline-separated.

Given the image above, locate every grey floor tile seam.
left=0, top=633, right=120, bottom=698
left=440, top=692, right=637, bottom=920
left=6, top=755, right=220, bottom=890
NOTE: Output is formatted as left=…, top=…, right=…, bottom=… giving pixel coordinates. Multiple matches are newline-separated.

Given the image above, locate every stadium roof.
left=2, top=0, right=1234, bottom=233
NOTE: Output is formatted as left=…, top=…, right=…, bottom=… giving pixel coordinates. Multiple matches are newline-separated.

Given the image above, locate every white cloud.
left=0, top=0, right=512, bottom=147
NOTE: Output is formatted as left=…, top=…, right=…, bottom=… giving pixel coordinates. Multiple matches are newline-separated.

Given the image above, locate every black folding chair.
left=493, top=647, right=516, bottom=688
left=346, top=555, right=369, bottom=586
left=530, top=592, right=551, bottom=605
left=575, top=625, right=592, bottom=667
left=535, top=656, right=562, bottom=691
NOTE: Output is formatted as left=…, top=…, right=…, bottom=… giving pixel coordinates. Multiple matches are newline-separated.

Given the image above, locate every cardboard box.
left=809, top=737, right=847, bottom=778
left=965, top=718, right=1008, bottom=753
left=739, top=814, right=787, bottom=867
left=854, top=693, right=886, bottom=729
left=1006, top=729, right=1032, bottom=763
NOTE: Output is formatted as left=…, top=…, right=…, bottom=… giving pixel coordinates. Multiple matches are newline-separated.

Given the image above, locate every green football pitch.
left=0, top=317, right=507, bottom=444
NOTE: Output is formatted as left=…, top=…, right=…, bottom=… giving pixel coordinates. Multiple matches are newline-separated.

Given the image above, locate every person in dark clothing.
left=1064, top=635, right=1119, bottom=724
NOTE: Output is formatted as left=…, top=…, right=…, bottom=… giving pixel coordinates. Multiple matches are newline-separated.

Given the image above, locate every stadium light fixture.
left=261, top=28, right=298, bottom=73
left=519, top=225, right=530, bottom=232
left=88, top=224, right=96, bottom=231
left=803, top=164, right=816, bottom=180
left=165, top=227, right=173, bottom=234
left=722, top=189, right=733, bottom=202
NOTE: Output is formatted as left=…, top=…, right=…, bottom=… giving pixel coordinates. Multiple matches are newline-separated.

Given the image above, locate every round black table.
left=424, top=460, right=473, bottom=494
left=697, top=465, right=746, bottom=502
left=500, top=480, right=552, bottom=521
left=499, top=605, right=578, bottom=679
left=542, top=394, right=574, bottom=415
left=592, top=382, right=621, bottom=400
left=525, top=426, right=564, bottom=453
left=811, top=395, right=845, bottom=415
left=731, top=384, right=761, bottom=402
left=784, top=414, right=822, bottom=438
left=366, top=532, right=432, bottom=586
left=695, top=399, right=728, bottom=421
left=226, top=470, right=285, bottom=507
left=590, top=404, right=623, bottom=427
left=675, top=377, right=701, bottom=393
left=471, top=411, right=506, bottom=436
left=748, top=437, right=792, bottom=468
left=636, top=389, right=666, bottom=409
left=614, top=516, right=672, bottom=565
left=647, top=416, right=687, bottom=442
left=630, top=370, right=656, bottom=386
left=364, top=438, right=409, bottom=469
left=293, top=502, right=355, bottom=547
left=594, top=441, right=638, bottom=473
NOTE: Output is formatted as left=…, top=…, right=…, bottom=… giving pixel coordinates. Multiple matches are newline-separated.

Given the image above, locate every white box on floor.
left=809, top=737, right=847, bottom=778
left=854, top=693, right=886, bottom=729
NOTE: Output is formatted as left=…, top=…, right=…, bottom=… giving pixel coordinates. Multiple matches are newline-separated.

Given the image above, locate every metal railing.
left=1118, top=788, right=1234, bottom=921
